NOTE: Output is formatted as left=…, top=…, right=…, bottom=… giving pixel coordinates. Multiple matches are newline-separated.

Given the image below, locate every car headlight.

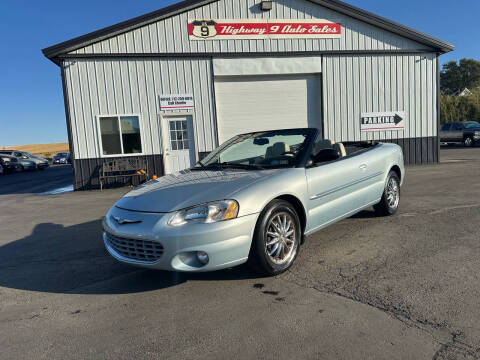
left=168, top=200, right=239, bottom=226
left=474, top=131, right=480, bottom=136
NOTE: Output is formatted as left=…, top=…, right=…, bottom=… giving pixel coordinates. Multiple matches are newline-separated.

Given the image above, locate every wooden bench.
left=99, top=158, right=149, bottom=190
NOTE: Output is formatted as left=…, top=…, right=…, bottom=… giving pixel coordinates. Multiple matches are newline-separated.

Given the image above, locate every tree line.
left=440, top=58, right=480, bottom=124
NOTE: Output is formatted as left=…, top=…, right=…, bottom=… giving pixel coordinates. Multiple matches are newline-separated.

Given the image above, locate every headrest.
left=333, top=143, right=347, bottom=157
left=313, top=139, right=334, bottom=156
left=271, top=142, right=290, bottom=157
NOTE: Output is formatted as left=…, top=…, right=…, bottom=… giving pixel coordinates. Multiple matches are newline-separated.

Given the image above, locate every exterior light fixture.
left=261, top=0, right=273, bottom=11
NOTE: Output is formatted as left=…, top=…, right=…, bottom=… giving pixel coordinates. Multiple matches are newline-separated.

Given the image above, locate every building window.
left=99, top=115, right=142, bottom=155
left=169, top=120, right=189, bottom=150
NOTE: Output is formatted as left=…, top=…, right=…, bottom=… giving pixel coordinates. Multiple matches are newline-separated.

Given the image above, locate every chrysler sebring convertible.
left=103, top=128, right=404, bottom=275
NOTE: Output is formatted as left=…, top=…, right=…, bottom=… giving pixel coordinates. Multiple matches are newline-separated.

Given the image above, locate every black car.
left=440, top=121, right=480, bottom=147
left=0, top=155, right=22, bottom=173
left=52, top=152, right=71, bottom=164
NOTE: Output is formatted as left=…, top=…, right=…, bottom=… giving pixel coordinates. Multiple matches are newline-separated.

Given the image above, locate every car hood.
left=115, top=168, right=284, bottom=213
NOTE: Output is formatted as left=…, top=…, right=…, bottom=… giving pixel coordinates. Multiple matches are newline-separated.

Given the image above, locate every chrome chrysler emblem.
left=112, top=216, right=142, bottom=225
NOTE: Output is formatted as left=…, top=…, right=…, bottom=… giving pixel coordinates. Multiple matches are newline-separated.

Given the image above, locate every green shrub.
left=441, top=89, right=480, bottom=124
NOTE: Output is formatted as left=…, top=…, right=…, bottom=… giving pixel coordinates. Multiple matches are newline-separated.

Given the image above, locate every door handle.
left=359, top=164, right=368, bottom=171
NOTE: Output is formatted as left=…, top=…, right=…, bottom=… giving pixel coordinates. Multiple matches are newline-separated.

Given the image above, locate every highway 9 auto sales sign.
left=188, top=19, right=341, bottom=40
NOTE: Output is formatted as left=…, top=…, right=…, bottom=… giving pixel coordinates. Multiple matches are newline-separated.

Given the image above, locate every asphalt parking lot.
left=1, top=148, right=479, bottom=360
left=0, top=164, right=73, bottom=195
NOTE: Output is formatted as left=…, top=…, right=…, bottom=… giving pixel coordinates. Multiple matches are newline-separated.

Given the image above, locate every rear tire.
left=464, top=136, right=474, bottom=147
left=374, top=171, right=400, bottom=216
left=247, top=200, right=301, bottom=276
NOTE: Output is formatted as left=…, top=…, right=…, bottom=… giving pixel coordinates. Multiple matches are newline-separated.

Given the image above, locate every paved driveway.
left=0, top=148, right=479, bottom=359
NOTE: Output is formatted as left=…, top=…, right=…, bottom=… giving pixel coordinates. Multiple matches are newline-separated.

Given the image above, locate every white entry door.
left=161, top=115, right=196, bottom=174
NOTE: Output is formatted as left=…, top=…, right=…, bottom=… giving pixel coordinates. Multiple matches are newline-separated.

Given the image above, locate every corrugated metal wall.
left=64, top=58, right=216, bottom=159
left=69, top=0, right=425, bottom=55
left=322, top=52, right=438, bottom=163
left=323, top=53, right=437, bottom=141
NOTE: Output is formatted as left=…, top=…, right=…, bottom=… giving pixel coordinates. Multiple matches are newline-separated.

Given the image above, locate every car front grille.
left=105, top=233, right=164, bottom=263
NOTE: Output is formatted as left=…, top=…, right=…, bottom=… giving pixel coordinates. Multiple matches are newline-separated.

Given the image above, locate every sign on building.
left=188, top=19, right=341, bottom=40
left=360, top=111, right=405, bottom=132
left=160, top=94, right=194, bottom=112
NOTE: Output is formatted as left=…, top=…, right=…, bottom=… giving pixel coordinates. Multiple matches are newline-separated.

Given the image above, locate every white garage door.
left=214, top=74, right=322, bottom=144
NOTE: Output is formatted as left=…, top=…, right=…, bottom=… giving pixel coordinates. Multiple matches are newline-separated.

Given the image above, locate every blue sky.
left=0, top=0, right=478, bottom=146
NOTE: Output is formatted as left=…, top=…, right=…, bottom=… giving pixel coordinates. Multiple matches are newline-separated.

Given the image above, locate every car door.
left=305, top=149, right=380, bottom=233
left=452, top=123, right=464, bottom=142
left=440, top=123, right=451, bottom=142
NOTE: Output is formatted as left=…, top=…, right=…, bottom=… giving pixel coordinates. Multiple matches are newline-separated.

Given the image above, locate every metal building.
left=43, top=0, right=453, bottom=190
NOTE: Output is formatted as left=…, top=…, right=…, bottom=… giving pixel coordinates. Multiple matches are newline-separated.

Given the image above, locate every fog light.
left=197, top=251, right=209, bottom=264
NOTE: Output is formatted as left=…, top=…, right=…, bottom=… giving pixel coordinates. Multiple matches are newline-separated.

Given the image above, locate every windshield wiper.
left=213, top=162, right=265, bottom=170
left=191, top=161, right=265, bottom=171
left=190, top=160, right=222, bottom=171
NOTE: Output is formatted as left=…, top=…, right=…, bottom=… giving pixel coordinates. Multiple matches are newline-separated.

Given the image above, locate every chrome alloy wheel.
left=386, top=177, right=400, bottom=209
left=265, top=212, right=297, bottom=265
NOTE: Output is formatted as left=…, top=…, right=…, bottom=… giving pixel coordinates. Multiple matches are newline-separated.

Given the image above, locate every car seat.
left=333, top=142, right=347, bottom=157
left=266, top=142, right=291, bottom=158
left=313, top=139, right=334, bottom=156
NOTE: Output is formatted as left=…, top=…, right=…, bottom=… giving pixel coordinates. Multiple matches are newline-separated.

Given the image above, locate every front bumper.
left=102, top=206, right=259, bottom=272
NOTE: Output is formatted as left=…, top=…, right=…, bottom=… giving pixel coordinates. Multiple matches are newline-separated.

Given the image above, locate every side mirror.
left=312, top=148, right=340, bottom=164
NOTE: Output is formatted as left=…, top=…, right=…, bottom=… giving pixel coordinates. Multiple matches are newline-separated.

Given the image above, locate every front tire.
left=247, top=200, right=301, bottom=276
left=374, top=171, right=401, bottom=216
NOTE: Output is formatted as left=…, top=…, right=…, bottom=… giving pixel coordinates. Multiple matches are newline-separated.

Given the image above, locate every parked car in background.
left=103, top=128, right=404, bottom=275
left=0, top=155, right=22, bottom=173
left=440, top=121, right=480, bottom=147
left=0, top=150, right=49, bottom=169
left=52, top=152, right=71, bottom=164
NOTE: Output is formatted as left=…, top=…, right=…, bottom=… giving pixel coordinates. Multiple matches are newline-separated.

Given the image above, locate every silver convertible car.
left=103, top=128, right=404, bottom=275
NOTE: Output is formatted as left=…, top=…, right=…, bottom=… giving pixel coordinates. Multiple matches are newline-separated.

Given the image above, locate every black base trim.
left=381, top=136, right=438, bottom=165
left=72, top=138, right=437, bottom=191
left=73, top=155, right=164, bottom=190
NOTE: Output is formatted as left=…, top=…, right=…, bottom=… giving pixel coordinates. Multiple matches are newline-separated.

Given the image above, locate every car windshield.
left=193, top=129, right=314, bottom=170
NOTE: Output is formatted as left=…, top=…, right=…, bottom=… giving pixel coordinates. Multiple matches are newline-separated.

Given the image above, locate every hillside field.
left=1, top=143, right=69, bottom=158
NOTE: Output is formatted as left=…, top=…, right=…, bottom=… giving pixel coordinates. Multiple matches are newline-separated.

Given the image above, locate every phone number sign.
left=188, top=19, right=341, bottom=40
left=160, top=94, right=194, bottom=112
